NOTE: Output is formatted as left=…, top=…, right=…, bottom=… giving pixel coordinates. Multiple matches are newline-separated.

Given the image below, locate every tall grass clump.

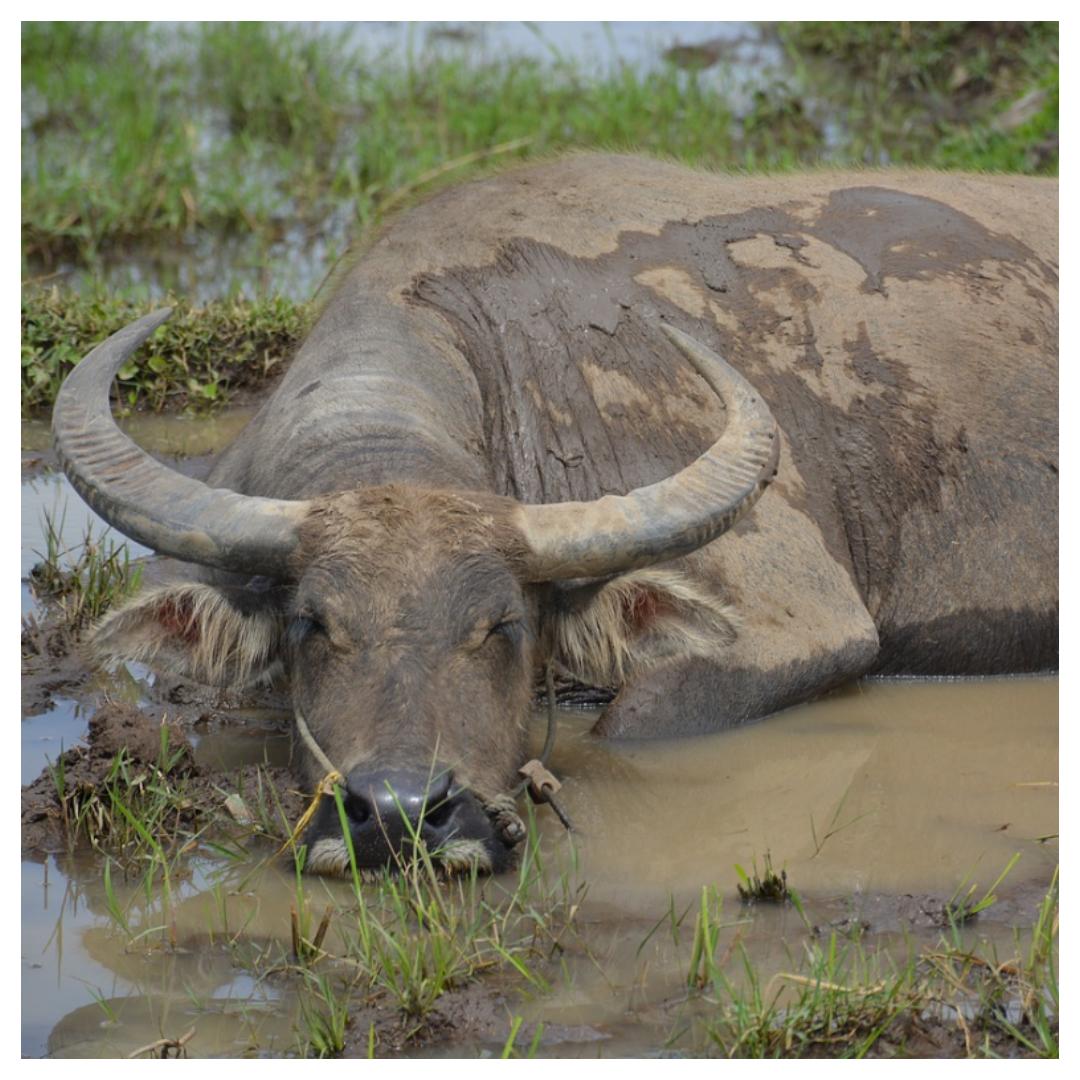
left=29, top=507, right=143, bottom=631
left=323, top=794, right=582, bottom=1019
left=267, top=794, right=584, bottom=1056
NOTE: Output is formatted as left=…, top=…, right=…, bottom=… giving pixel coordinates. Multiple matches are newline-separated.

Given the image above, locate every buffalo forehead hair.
left=293, top=485, right=532, bottom=577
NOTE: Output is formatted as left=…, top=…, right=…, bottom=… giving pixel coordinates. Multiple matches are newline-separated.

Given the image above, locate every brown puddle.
left=21, top=409, right=255, bottom=459
left=547, top=677, right=1058, bottom=907
left=22, top=679, right=1057, bottom=1057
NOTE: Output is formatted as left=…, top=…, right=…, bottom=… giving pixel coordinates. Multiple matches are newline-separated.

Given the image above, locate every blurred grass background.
left=21, top=21, right=1058, bottom=412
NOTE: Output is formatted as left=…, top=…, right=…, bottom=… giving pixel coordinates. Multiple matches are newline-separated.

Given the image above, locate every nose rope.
left=278, top=661, right=572, bottom=860
left=277, top=705, right=344, bottom=857
left=514, top=663, right=575, bottom=831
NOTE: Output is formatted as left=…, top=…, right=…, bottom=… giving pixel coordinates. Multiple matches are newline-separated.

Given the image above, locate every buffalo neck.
left=206, top=292, right=492, bottom=501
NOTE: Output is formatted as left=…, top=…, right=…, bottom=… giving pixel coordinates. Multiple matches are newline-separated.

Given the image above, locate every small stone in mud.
left=224, top=792, right=256, bottom=825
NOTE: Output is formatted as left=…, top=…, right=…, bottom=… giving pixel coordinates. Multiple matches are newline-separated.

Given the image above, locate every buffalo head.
left=52, top=310, right=778, bottom=876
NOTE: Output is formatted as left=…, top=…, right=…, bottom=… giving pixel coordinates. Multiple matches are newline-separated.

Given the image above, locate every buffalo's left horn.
left=517, top=324, right=779, bottom=581
left=51, top=309, right=308, bottom=578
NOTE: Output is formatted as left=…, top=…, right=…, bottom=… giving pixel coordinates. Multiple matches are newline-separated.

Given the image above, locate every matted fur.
left=90, top=582, right=284, bottom=688
left=553, top=569, right=739, bottom=687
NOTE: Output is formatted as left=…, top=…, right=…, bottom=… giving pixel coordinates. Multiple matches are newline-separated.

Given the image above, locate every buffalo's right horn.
left=516, top=324, right=779, bottom=581
left=51, top=309, right=308, bottom=578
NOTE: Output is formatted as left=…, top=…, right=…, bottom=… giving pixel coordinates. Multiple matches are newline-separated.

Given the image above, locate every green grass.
left=48, top=730, right=194, bottom=865
left=776, top=21, right=1058, bottom=171
left=23, top=22, right=1057, bottom=280
left=295, top=971, right=351, bottom=1058
left=734, top=852, right=790, bottom=905
left=29, top=505, right=144, bottom=629
left=85, top=788, right=585, bottom=1057
left=22, top=289, right=308, bottom=413
left=681, top=863, right=1058, bottom=1058
left=22, top=22, right=743, bottom=270
left=318, top=795, right=582, bottom=1023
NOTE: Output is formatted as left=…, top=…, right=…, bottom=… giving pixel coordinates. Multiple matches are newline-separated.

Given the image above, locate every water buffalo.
left=53, top=154, right=1058, bottom=875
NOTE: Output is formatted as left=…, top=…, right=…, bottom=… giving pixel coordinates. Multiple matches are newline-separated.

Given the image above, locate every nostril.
left=426, top=768, right=454, bottom=804
left=343, top=789, right=372, bottom=825
left=423, top=795, right=457, bottom=830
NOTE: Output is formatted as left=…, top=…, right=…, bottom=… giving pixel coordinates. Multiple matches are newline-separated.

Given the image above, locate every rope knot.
left=277, top=768, right=344, bottom=857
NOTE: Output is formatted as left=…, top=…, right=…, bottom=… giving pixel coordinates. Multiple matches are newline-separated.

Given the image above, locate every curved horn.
left=517, top=324, right=779, bottom=581
left=51, top=308, right=308, bottom=578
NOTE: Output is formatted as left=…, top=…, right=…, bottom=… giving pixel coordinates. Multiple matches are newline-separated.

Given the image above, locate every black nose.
left=339, top=765, right=490, bottom=868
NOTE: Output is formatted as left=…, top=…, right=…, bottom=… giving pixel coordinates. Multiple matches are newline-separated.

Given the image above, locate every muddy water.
left=22, top=680, right=1057, bottom=1057
left=21, top=413, right=254, bottom=781
left=549, top=678, right=1058, bottom=904
left=20, top=415, right=1057, bottom=1057
left=21, top=411, right=253, bottom=615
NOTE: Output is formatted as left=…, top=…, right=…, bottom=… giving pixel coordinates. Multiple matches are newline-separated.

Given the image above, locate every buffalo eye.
left=288, top=611, right=327, bottom=647
left=485, top=617, right=522, bottom=645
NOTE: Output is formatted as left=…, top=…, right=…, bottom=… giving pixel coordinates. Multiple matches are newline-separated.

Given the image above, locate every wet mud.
left=21, top=697, right=306, bottom=859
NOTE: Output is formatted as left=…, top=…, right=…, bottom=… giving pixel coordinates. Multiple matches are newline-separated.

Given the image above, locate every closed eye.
left=287, top=612, right=327, bottom=647
left=485, top=616, right=523, bottom=644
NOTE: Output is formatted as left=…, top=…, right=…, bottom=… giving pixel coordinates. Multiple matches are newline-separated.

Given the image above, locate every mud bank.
left=21, top=699, right=306, bottom=858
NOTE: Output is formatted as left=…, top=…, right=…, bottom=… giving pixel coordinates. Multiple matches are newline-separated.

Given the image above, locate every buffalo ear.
left=90, top=582, right=285, bottom=688
left=550, top=569, right=738, bottom=687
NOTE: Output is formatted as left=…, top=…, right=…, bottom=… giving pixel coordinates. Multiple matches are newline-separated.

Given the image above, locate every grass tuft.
left=29, top=506, right=143, bottom=632
left=22, top=288, right=308, bottom=413
left=47, top=734, right=195, bottom=865
left=684, top=861, right=1058, bottom=1058
left=735, top=852, right=790, bottom=904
